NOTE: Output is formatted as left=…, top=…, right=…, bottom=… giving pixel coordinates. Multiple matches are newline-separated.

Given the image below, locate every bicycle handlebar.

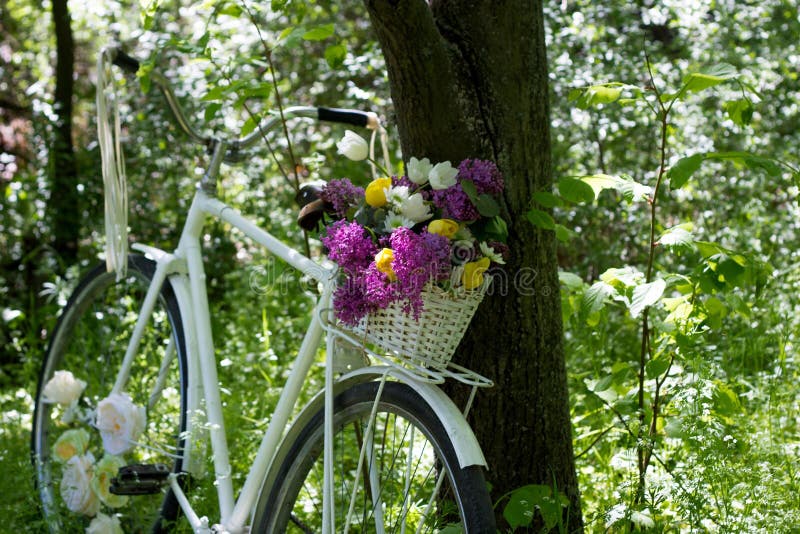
left=106, top=47, right=379, bottom=159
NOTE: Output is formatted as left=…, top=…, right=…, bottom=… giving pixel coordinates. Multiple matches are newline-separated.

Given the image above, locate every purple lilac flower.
left=321, top=220, right=377, bottom=275
left=332, top=282, right=374, bottom=326
left=458, top=159, right=504, bottom=195
left=321, top=178, right=364, bottom=218
left=431, top=185, right=479, bottom=221
left=386, top=228, right=450, bottom=317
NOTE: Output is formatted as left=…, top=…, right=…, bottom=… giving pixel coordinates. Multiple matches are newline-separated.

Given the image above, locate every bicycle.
left=31, top=46, right=496, bottom=533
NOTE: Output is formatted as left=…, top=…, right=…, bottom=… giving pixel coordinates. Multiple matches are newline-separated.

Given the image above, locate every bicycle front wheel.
left=253, top=381, right=495, bottom=533
left=31, top=255, right=189, bottom=533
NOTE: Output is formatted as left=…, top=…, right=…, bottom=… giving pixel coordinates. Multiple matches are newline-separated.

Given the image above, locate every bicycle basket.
left=350, top=279, right=490, bottom=369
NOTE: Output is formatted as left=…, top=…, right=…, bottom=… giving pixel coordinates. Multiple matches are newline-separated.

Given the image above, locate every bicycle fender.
left=337, top=367, right=488, bottom=469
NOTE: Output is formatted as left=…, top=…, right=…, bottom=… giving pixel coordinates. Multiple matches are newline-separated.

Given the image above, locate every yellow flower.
left=53, top=428, right=90, bottom=462
left=427, top=219, right=459, bottom=239
left=365, top=177, right=392, bottom=208
left=375, top=248, right=397, bottom=281
left=462, top=257, right=491, bottom=290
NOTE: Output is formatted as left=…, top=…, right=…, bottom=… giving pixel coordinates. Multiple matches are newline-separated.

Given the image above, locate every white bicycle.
left=31, top=47, right=495, bottom=533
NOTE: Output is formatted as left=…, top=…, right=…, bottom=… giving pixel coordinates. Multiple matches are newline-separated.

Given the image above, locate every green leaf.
left=558, top=271, right=584, bottom=290
left=659, top=223, right=694, bottom=250
left=713, top=382, right=741, bottom=415
left=503, top=485, right=554, bottom=529
left=681, top=63, right=738, bottom=94
left=475, top=194, right=500, bottom=217
left=569, top=83, right=627, bottom=109
left=558, top=177, right=595, bottom=204
left=580, top=174, right=627, bottom=199
left=629, top=279, right=666, bottom=318
left=593, top=374, right=613, bottom=392
left=324, top=44, right=347, bottom=69
left=532, top=191, right=563, bottom=208
left=302, top=24, right=335, bottom=41
left=241, top=115, right=259, bottom=137
left=460, top=179, right=478, bottom=201
left=668, top=153, right=705, bottom=189
left=526, top=209, right=555, bottom=230
left=724, top=98, right=754, bottom=127
left=554, top=224, right=576, bottom=242
left=645, top=355, right=671, bottom=379
left=583, top=281, right=616, bottom=314
left=204, top=102, right=222, bottom=122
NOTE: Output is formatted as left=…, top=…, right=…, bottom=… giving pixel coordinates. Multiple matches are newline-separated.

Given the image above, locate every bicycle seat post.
left=200, top=139, right=226, bottom=196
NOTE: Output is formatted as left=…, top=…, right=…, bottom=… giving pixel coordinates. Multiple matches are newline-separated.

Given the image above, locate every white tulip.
left=96, top=393, right=146, bottom=456
left=386, top=185, right=410, bottom=207
left=60, top=453, right=100, bottom=517
left=384, top=212, right=415, bottom=232
left=336, top=130, right=369, bottom=161
left=86, top=512, right=124, bottom=534
left=400, top=193, right=433, bottom=223
left=42, top=370, right=86, bottom=405
left=428, top=161, right=459, bottom=190
left=406, top=157, right=433, bottom=185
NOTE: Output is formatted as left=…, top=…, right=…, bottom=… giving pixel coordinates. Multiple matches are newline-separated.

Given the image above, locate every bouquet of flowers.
left=320, top=130, right=509, bottom=334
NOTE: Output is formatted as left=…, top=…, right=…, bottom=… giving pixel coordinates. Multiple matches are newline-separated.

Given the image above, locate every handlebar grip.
left=113, top=50, right=141, bottom=74
left=317, top=107, right=373, bottom=128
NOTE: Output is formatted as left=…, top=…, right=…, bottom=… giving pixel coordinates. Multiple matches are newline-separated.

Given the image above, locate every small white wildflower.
left=479, top=242, right=505, bottom=264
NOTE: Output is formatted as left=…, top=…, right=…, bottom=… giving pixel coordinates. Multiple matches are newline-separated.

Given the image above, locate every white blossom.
left=479, top=242, right=506, bottom=264
left=86, top=512, right=123, bottom=534
left=428, top=161, right=458, bottom=190
left=399, top=193, right=432, bottom=223
left=60, top=453, right=100, bottom=517
left=406, top=157, right=433, bottom=185
left=96, top=393, right=146, bottom=455
left=43, top=371, right=86, bottom=405
left=384, top=212, right=415, bottom=232
left=336, top=130, right=369, bottom=161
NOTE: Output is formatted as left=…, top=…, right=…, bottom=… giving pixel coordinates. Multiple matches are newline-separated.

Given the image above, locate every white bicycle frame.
left=116, top=141, right=489, bottom=533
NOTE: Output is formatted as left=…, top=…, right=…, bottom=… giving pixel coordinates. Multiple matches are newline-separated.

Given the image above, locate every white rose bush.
left=40, top=370, right=149, bottom=529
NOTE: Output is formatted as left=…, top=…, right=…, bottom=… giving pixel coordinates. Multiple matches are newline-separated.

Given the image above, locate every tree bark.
left=51, top=0, right=79, bottom=263
left=364, top=0, right=582, bottom=530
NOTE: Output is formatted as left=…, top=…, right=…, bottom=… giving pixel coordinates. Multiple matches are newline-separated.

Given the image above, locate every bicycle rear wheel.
left=253, top=380, right=495, bottom=533
left=31, top=255, right=189, bottom=533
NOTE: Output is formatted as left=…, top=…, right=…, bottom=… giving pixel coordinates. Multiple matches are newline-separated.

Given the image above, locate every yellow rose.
left=365, top=177, right=392, bottom=208
left=427, top=219, right=459, bottom=239
left=53, top=428, right=90, bottom=462
left=375, top=248, right=397, bottom=281
left=91, top=454, right=129, bottom=508
left=462, top=257, right=491, bottom=290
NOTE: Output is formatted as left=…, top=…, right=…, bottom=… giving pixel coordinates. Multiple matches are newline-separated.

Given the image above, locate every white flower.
left=86, top=512, right=123, bottom=534
left=96, top=393, right=146, bottom=455
left=399, top=193, right=432, bottom=223
left=336, top=130, right=369, bottom=161
left=407, top=157, right=432, bottom=185
left=43, top=370, right=86, bottom=405
left=60, top=453, right=100, bottom=516
left=386, top=185, right=410, bottom=207
left=479, top=242, right=506, bottom=264
left=428, top=161, right=458, bottom=190
left=384, top=212, right=415, bottom=232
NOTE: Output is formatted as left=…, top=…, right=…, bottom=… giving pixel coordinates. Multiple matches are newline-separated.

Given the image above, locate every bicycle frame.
left=114, top=139, right=488, bottom=534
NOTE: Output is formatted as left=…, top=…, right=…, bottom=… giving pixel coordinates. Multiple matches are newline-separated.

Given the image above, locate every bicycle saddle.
left=296, top=183, right=329, bottom=231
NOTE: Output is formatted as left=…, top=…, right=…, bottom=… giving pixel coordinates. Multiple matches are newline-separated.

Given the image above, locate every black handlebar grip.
left=113, top=50, right=141, bottom=74
left=317, top=107, right=371, bottom=127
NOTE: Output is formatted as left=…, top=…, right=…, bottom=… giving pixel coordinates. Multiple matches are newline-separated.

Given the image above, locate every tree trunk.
left=364, top=0, right=582, bottom=530
left=51, top=0, right=79, bottom=263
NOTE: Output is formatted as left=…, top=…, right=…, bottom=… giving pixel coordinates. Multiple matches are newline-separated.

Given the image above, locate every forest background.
left=1, top=0, right=800, bottom=531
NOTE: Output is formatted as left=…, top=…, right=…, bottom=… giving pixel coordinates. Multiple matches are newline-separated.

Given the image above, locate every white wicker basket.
left=351, top=280, right=490, bottom=369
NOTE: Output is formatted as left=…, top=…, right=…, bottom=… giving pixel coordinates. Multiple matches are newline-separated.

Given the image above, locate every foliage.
left=2, top=0, right=800, bottom=532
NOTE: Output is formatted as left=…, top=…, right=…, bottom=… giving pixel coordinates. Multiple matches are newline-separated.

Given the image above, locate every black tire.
left=253, top=381, right=495, bottom=533
left=31, top=255, right=189, bottom=533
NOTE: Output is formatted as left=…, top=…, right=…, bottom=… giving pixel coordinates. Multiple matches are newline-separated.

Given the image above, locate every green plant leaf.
left=460, top=179, right=478, bottom=201
left=558, top=177, right=595, bottom=204
left=668, top=153, right=704, bottom=189
left=475, top=194, right=500, bottom=217
left=554, top=224, right=576, bottom=242
left=503, top=485, right=554, bottom=529
left=583, top=281, right=616, bottom=314
left=324, top=44, right=347, bottom=69
left=645, top=355, right=671, bottom=379
left=724, top=98, right=754, bottom=127
left=629, top=279, right=666, bottom=318
left=569, top=83, right=628, bottom=109
left=659, top=223, right=694, bottom=250
left=526, top=209, right=555, bottom=230
left=532, top=191, right=563, bottom=208
left=204, top=102, right=222, bottom=122
left=302, top=24, right=335, bottom=41
left=558, top=271, right=584, bottom=290
left=681, top=63, right=738, bottom=94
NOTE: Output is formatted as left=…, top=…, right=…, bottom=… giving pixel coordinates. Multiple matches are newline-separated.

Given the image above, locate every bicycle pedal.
left=110, top=464, right=171, bottom=495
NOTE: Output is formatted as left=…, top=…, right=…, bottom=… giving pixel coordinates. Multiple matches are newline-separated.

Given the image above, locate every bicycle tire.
left=31, top=255, right=189, bottom=533
left=252, top=380, right=495, bottom=533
